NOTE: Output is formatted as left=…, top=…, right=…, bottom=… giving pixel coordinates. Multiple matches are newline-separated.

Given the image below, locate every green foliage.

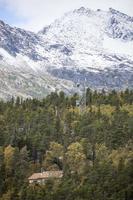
left=0, top=89, right=132, bottom=200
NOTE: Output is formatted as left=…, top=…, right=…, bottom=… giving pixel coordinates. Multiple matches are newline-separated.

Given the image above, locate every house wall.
left=29, top=179, right=46, bottom=184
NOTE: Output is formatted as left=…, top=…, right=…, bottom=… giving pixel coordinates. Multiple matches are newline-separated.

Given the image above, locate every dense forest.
left=0, top=89, right=133, bottom=200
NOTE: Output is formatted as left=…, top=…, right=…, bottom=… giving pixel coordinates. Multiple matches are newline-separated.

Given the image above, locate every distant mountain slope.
left=0, top=7, right=133, bottom=99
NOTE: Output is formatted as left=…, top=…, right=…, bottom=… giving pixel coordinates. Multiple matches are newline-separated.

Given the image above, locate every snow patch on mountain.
left=103, top=36, right=133, bottom=57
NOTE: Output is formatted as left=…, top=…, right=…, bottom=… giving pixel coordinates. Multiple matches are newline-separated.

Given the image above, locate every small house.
left=28, top=171, right=63, bottom=184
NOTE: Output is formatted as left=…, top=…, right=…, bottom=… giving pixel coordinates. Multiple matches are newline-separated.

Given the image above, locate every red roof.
left=28, top=171, right=63, bottom=180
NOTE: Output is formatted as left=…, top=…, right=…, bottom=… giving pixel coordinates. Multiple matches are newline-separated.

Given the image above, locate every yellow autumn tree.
left=66, top=142, right=86, bottom=175
left=4, top=145, right=16, bottom=175
left=43, top=142, right=63, bottom=170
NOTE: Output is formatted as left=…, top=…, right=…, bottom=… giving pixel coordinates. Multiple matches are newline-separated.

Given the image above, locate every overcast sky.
left=0, top=0, right=133, bottom=32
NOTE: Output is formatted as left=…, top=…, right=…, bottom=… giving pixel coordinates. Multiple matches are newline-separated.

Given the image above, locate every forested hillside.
left=0, top=89, right=133, bottom=200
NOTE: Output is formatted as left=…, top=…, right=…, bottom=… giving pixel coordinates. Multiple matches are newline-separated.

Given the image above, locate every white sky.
left=0, top=0, right=133, bottom=32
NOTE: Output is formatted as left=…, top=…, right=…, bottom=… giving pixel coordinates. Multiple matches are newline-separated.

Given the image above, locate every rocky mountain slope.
left=0, top=7, right=133, bottom=99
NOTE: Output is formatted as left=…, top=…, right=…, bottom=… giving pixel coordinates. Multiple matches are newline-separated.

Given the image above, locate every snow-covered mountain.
left=0, top=7, right=133, bottom=99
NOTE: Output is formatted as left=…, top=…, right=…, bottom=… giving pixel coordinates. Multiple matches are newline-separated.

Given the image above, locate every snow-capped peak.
left=0, top=7, right=133, bottom=99
left=73, top=6, right=92, bottom=14
left=109, top=8, right=133, bottom=21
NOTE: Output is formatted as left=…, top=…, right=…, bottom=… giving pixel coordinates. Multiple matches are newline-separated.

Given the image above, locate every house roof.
left=28, top=171, right=63, bottom=180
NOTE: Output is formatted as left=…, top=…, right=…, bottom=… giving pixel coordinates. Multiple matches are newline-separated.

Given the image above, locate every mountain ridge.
left=0, top=7, right=133, bottom=100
